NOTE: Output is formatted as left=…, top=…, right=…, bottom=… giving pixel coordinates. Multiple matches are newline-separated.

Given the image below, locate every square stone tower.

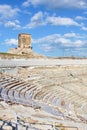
left=18, top=33, right=32, bottom=49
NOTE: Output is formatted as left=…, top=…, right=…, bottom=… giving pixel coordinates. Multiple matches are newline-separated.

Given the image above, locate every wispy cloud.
left=0, top=4, right=20, bottom=19
left=22, top=0, right=87, bottom=9
left=39, top=44, right=55, bottom=52
left=75, top=16, right=87, bottom=20
left=0, top=4, right=21, bottom=29
left=81, top=26, right=87, bottom=30
left=25, top=11, right=46, bottom=28
left=63, top=32, right=85, bottom=38
left=4, top=39, right=18, bottom=45
left=4, top=20, right=21, bottom=29
left=46, top=16, right=79, bottom=26
left=33, top=33, right=86, bottom=52
left=64, top=33, right=77, bottom=38
left=25, top=11, right=80, bottom=28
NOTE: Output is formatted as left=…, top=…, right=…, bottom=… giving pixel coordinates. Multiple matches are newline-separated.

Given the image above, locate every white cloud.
left=0, top=5, right=20, bottom=29
left=0, top=5, right=20, bottom=19
left=22, top=0, right=30, bottom=7
left=75, top=16, right=87, bottom=20
left=22, top=0, right=87, bottom=9
left=4, top=20, right=21, bottom=29
left=73, top=40, right=84, bottom=47
left=64, top=33, right=77, bottom=38
left=26, top=11, right=46, bottom=28
left=61, top=39, right=84, bottom=47
left=33, top=34, right=61, bottom=44
left=25, top=12, right=80, bottom=28
left=63, top=32, right=84, bottom=38
left=33, top=33, right=86, bottom=52
left=46, top=16, right=79, bottom=26
left=82, top=26, right=87, bottom=30
left=22, top=0, right=44, bottom=7
left=39, top=44, right=55, bottom=52
left=4, top=39, right=18, bottom=45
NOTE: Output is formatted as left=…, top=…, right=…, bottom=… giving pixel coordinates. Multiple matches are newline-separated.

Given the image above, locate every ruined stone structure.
left=8, top=33, right=32, bottom=55
left=8, top=33, right=45, bottom=58
left=18, top=33, right=32, bottom=49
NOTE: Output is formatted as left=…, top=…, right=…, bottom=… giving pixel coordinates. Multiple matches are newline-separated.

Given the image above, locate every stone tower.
left=18, top=33, right=32, bottom=49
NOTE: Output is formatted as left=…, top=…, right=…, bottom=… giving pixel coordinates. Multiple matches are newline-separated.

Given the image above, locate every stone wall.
left=18, top=33, right=32, bottom=49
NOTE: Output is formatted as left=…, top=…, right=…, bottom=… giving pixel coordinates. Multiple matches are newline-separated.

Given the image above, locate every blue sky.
left=0, top=0, right=87, bottom=57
